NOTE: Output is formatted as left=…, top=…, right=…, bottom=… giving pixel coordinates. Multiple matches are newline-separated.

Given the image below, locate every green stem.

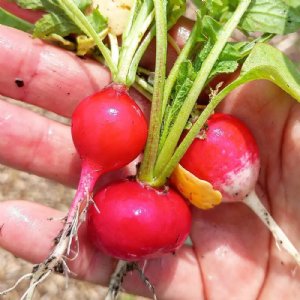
left=153, top=0, right=252, bottom=180
left=127, top=27, right=156, bottom=85
left=161, top=16, right=201, bottom=118
left=0, top=7, right=34, bottom=33
left=138, top=0, right=167, bottom=183
left=167, top=33, right=181, bottom=55
left=116, top=0, right=154, bottom=84
left=57, top=0, right=117, bottom=76
left=108, top=33, right=119, bottom=67
left=122, top=0, right=139, bottom=41
left=156, top=18, right=202, bottom=153
left=135, top=75, right=154, bottom=94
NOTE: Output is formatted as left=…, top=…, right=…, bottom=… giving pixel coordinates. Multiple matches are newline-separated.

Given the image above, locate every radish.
left=87, top=180, right=191, bottom=261
left=179, top=113, right=300, bottom=265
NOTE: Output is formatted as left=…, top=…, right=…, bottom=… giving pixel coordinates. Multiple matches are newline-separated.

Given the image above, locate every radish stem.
left=153, top=0, right=252, bottom=183
left=117, top=2, right=154, bottom=84
left=244, top=190, right=300, bottom=265
left=139, top=0, right=168, bottom=183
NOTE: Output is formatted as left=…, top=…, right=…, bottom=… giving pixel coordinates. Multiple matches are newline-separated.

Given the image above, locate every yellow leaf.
left=170, top=164, right=222, bottom=210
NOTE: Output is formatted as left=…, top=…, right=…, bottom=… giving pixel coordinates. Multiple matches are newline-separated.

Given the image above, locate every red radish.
left=87, top=180, right=192, bottom=261
left=180, top=113, right=300, bottom=265
left=68, top=83, right=148, bottom=222
left=181, top=113, right=259, bottom=202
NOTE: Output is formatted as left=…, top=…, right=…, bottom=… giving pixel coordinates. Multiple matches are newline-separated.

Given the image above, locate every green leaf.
left=194, top=0, right=300, bottom=35
left=282, top=0, right=300, bottom=8
left=174, top=60, right=197, bottom=94
left=74, top=0, right=92, bottom=11
left=204, top=0, right=230, bottom=20
left=159, top=60, right=196, bottom=149
left=167, top=0, right=186, bottom=28
left=33, top=12, right=81, bottom=37
left=240, top=0, right=300, bottom=34
left=202, top=15, right=222, bottom=41
left=209, top=60, right=239, bottom=78
left=16, top=0, right=43, bottom=10
left=16, top=0, right=91, bottom=10
left=86, top=8, right=107, bottom=33
left=32, top=0, right=107, bottom=38
left=194, top=40, right=241, bottom=80
left=0, top=7, right=34, bottom=32
left=217, top=43, right=300, bottom=103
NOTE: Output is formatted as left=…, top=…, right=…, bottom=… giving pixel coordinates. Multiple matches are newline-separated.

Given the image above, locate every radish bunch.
left=3, top=0, right=300, bottom=299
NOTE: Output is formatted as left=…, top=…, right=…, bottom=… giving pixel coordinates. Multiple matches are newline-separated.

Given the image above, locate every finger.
left=0, top=0, right=43, bottom=23
left=0, top=200, right=116, bottom=285
left=0, top=18, right=193, bottom=116
left=0, top=25, right=111, bottom=117
left=0, top=99, right=80, bottom=186
left=0, top=200, right=203, bottom=299
left=0, top=99, right=144, bottom=187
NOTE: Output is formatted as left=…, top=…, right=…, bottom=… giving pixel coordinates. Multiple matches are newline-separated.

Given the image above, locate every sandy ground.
left=0, top=3, right=299, bottom=298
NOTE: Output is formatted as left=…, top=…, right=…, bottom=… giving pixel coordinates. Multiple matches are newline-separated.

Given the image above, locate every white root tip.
left=243, top=190, right=300, bottom=266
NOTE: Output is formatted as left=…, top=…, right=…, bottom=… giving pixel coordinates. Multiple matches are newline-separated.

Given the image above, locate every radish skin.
left=87, top=180, right=192, bottom=261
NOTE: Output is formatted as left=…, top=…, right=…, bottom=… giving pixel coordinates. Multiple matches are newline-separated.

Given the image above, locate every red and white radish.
left=87, top=180, right=191, bottom=261
left=179, top=113, right=300, bottom=265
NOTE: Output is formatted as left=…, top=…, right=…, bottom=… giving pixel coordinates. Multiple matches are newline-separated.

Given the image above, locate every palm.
left=186, top=80, right=300, bottom=299
left=0, top=22, right=300, bottom=300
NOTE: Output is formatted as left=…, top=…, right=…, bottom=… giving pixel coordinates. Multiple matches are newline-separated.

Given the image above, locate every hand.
left=1, top=8, right=300, bottom=300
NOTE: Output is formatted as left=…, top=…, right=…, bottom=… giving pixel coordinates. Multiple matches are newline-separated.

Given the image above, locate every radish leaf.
left=167, top=0, right=186, bottom=28
left=15, top=0, right=92, bottom=11
left=193, top=0, right=300, bottom=34
left=216, top=43, right=300, bottom=102
left=16, top=0, right=43, bottom=10
left=32, top=0, right=107, bottom=38
left=33, top=13, right=81, bottom=37
left=240, top=0, right=300, bottom=34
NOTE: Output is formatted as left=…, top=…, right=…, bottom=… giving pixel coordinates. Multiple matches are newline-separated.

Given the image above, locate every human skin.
left=0, top=7, right=300, bottom=300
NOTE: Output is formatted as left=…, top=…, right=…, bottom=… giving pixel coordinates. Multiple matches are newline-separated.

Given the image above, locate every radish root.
left=243, top=190, right=300, bottom=265
left=0, top=191, right=93, bottom=300
left=105, top=260, right=157, bottom=300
